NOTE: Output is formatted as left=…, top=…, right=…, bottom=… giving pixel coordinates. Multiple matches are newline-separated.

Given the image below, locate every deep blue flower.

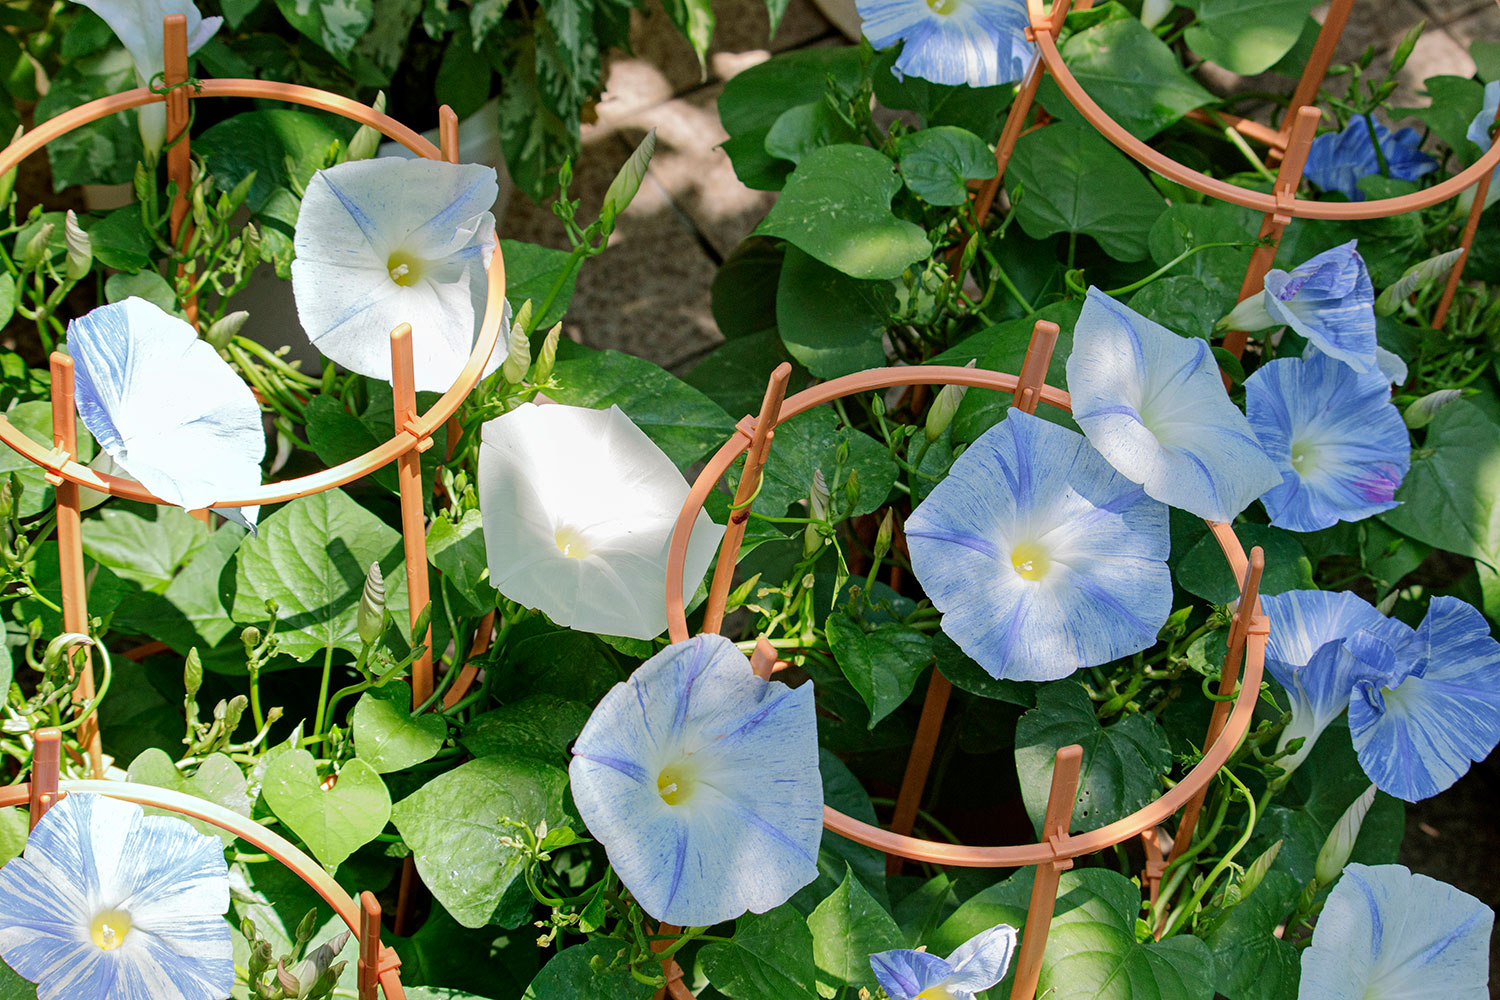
left=1245, top=348, right=1409, bottom=532
left=871, top=923, right=1017, bottom=1000
left=857, top=0, right=1033, bottom=87
left=1303, top=116, right=1439, bottom=201
left=569, top=634, right=822, bottom=926
left=906, top=408, right=1171, bottom=681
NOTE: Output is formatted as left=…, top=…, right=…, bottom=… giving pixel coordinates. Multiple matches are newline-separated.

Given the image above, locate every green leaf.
left=104, top=270, right=179, bottom=313
left=0, top=401, right=95, bottom=518
left=263, top=750, right=391, bottom=869
left=701, top=906, right=818, bottom=1000
left=1006, top=123, right=1165, bottom=261
left=1038, top=17, right=1215, bottom=136
left=229, top=489, right=408, bottom=661
left=755, top=145, right=932, bottom=280
left=718, top=49, right=864, bottom=191
left=1014, top=681, right=1172, bottom=833
left=932, top=632, right=1033, bottom=704
left=826, top=612, right=933, bottom=727
left=1130, top=275, right=1233, bottom=340
left=548, top=344, right=736, bottom=467
left=227, top=859, right=359, bottom=994
left=436, top=29, right=492, bottom=118
left=459, top=694, right=591, bottom=763
left=1179, top=0, right=1316, bottom=73
left=0, top=806, right=28, bottom=866
left=711, top=237, right=784, bottom=339
left=0, top=956, right=36, bottom=1000
left=0, top=641, right=10, bottom=706
left=273, top=0, right=374, bottom=58
left=391, top=756, right=571, bottom=927
left=738, top=407, right=898, bottom=518
left=427, top=510, right=491, bottom=617
left=82, top=206, right=155, bottom=272
left=1203, top=869, right=1301, bottom=1000
left=1474, top=39, right=1500, bottom=83
left=872, top=49, right=1014, bottom=142
left=352, top=681, right=448, bottom=772
left=126, top=749, right=252, bottom=846
left=0, top=275, right=14, bottom=329
left=1175, top=523, right=1315, bottom=603
left=1146, top=202, right=1260, bottom=289
left=796, top=750, right=888, bottom=914
left=775, top=247, right=892, bottom=378
left=765, top=102, right=860, bottom=165
left=1395, top=76, right=1486, bottom=159
left=34, top=50, right=138, bottom=189
left=498, top=37, right=580, bottom=202
left=658, top=0, right=714, bottom=68
left=522, top=939, right=656, bottom=999
left=807, top=866, right=904, bottom=994
left=933, top=867, right=1214, bottom=1000
left=685, top=329, right=805, bottom=420
left=221, top=0, right=264, bottom=28
left=500, top=239, right=577, bottom=330
left=112, top=523, right=245, bottom=659
left=896, top=126, right=996, bottom=206
left=82, top=502, right=209, bottom=594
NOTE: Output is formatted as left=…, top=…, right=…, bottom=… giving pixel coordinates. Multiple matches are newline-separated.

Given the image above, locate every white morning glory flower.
left=75, top=0, right=222, bottom=157
left=476, top=403, right=724, bottom=641
left=906, top=408, right=1171, bottom=682
left=1221, top=241, right=1378, bottom=373
left=0, top=792, right=233, bottom=1000
left=1299, top=864, right=1493, bottom=1000
left=1245, top=348, right=1410, bottom=532
left=870, top=923, right=1017, bottom=1000
left=1259, top=589, right=1397, bottom=775
left=1067, top=287, right=1280, bottom=522
left=1347, top=597, right=1500, bottom=803
left=291, top=158, right=499, bottom=392
left=68, top=297, right=264, bottom=530
left=569, top=634, right=822, bottom=926
left=857, top=0, right=1033, bottom=87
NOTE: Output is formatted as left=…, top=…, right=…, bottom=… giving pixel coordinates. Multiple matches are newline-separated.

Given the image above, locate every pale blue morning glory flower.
left=569, top=634, right=822, bottom=926
left=68, top=298, right=264, bottom=529
left=0, top=792, right=233, bottom=1000
left=1259, top=589, right=1398, bottom=774
left=906, top=408, right=1171, bottom=681
left=1067, top=288, right=1280, bottom=523
left=1347, top=597, right=1500, bottom=802
left=857, top=0, right=1032, bottom=87
left=1245, top=348, right=1409, bottom=532
left=1303, top=116, right=1439, bottom=201
left=1299, top=864, right=1493, bottom=1000
left=292, top=158, right=499, bottom=392
left=1263, top=242, right=1378, bottom=373
left=1464, top=81, right=1500, bottom=212
left=870, top=923, right=1017, bottom=1000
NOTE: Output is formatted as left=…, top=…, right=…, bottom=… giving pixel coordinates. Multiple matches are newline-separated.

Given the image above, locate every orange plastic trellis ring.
left=662, top=365, right=1269, bottom=868
left=1022, top=0, right=1500, bottom=221
left=0, top=778, right=407, bottom=999
left=0, top=79, right=507, bottom=509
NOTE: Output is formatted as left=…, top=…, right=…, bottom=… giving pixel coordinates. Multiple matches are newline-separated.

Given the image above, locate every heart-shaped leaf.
left=353, top=682, right=447, bottom=773
left=127, top=748, right=253, bottom=846
left=262, top=749, right=391, bottom=869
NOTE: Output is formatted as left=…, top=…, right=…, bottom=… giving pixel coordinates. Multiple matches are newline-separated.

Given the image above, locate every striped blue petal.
left=906, top=408, right=1170, bottom=681
left=569, top=635, right=822, bottom=926
left=870, top=948, right=954, bottom=1000
left=1067, top=288, right=1281, bottom=522
left=1299, top=864, right=1492, bottom=1000
left=292, top=158, right=500, bottom=391
left=1262, top=241, right=1378, bottom=372
left=1303, top=117, right=1439, bottom=201
left=1349, top=597, right=1500, bottom=802
left=869, top=923, right=1015, bottom=1000
left=1245, top=350, right=1409, bottom=532
left=0, top=793, right=232, bottom=1000
left=858, top=0, right=1033, bottom=86
left=66, top=299, right=265, bottom=525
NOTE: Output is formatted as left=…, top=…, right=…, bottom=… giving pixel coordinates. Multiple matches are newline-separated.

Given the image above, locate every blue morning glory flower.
left=1464, top=81, right=1500, bottom=212
left=1303, top=116, right=1439, bottom=201
left=1263, top=242, right=1378, bottom=373
left=1067, top=288, right=1280, bottom=523
left=1347, top=597, right=1500, bottom=803
left=1245, top=348, right=1409, bottom=532
left=0, top=792, right=233, bottom=1000
left=870, top=923, right=1017, bottom=1000
left=569, top=634, right=822, bottom=926
left=68, top=298, right=265, bottom=530
left=1299, top=864, right=1493, bottom=1000
left=857, top=0, right=1032, bottom=87
left=906, top=408, right=1171, bottom=682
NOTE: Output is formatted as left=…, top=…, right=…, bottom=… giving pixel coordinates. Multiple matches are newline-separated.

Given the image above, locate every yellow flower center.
left=657, top=761, right=698, bottom=806
left=90, top=909, right=131, bottom=951
left=925, top=0, right=959, bottom=14
left=1010, top=540, right=1051, bottom=581
left=387, top=250, right=425, bottom=287
left=554, top=527, right=590, bottom=559
left=916, top=988, right=961, bottom=1000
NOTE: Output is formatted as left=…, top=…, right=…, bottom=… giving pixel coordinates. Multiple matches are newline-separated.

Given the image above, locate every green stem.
left=1162, top=767, right=1259, bottom=937
left=313, top=644, right=335, bottom=738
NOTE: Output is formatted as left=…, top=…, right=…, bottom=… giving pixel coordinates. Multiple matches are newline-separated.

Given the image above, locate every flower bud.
left=872, top=509, right=895, bottom=565
left=241, top=223, right=261, bottom=267
left=133, top=159, right=152, bottom=207
left=1403, top=388, right=1462, bottom=429
left=63, top=211, right=92, bottom=282
left=843, top=468, right=860, bottom=512
left=600, top=127, right=656, bottom=230
left=502, top=308, right=532, bottom=384
left=20, top=221, right=53, bottom=272
left=1216, top=291, right=1275, bottom=333
left=206, top=310, right=249, bottom=351
left=346, top=92, right=387, bottom=163
left=533, top=322, right=562, bottom=384
left=240, top=626, right=261, bottom=654
left=184, top=648, right=203, bottom=701
left=926, top=360, right=976, bottom=442
left=804, top=468, right=829, bottom=557
left=1316, top=783, right=1377, bottom=886
left=358, top=561, right=386, bottom=645
left=1237, top=839, right=1281, bottom=902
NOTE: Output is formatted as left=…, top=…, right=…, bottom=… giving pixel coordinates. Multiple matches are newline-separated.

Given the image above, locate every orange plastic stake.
left=1013, top=320, right=1060, bottom=416
left=1274, top=0, right=1355, bottom=163
left=1008, top=744, right=1083, bottom=1000
left=161, top=15, right=199, bottom=329
left=28, top=727, right=62, bottom=830
left=442, top=609, right=495, bottom=709
left=1432, top=104, right=1500, bottom=329
left=357, top=891, right=383, bottom=1000
left=48, top=354, right=102, bottom=778
left=439, top=105, right=459, bottom=163
left=389, top=325, right=435, bottom=708
left=972, top=61, right=1047, bottom=228
left=1221, top=107, right=1322, bottom=361
left=696, top=363, right=792, bottom=639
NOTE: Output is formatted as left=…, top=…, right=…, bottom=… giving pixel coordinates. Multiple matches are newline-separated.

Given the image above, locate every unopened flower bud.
left=206, top=310, right=249, bottom=351
left=804, top=469, right=830, bottom=557
left=1403, top=388, right=1462, bottom=429
left=241, top=223, right=261, bottom=266
left=132, top=159, right=152, bottom=207
left=1217, top=291, right=1275, bottom=333
left=599, top=127, right=656, bottom=230
left=873, top=509, right=894, bottom=565
left=843, top=468, right=860, bottom=512
left=533, top=322, right=562, bottom=384
left=20, top=221, right=53, bottom=272
left=1237, top=839, right=1281, bottom=902
left=927, top=360, right=975, bottom=442
left=358, top=561, right=386, bottom=645
left=1316, top=784, right=1377, bottom=886
left=346, top=92, right=387, bottom=162
left=502, top=309, right=532, bottom=384
left=184, top=648, right=203, bottom=701
left=63, top=211, right=92, bottom=282
left=240, top=626, right=261, bottom=655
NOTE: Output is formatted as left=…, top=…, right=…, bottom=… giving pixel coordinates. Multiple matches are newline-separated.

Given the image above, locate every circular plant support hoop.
left=0, top=80, right=507, bottom=509
left=663, top=365, right=1269, bottom=866
left=1022, top=0, right=1500, bottom=220
left=0, top=778, right=408, bottom=998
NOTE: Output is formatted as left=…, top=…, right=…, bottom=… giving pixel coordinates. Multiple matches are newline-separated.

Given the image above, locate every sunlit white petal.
left=870, top=923, right=1017, bottom=1000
